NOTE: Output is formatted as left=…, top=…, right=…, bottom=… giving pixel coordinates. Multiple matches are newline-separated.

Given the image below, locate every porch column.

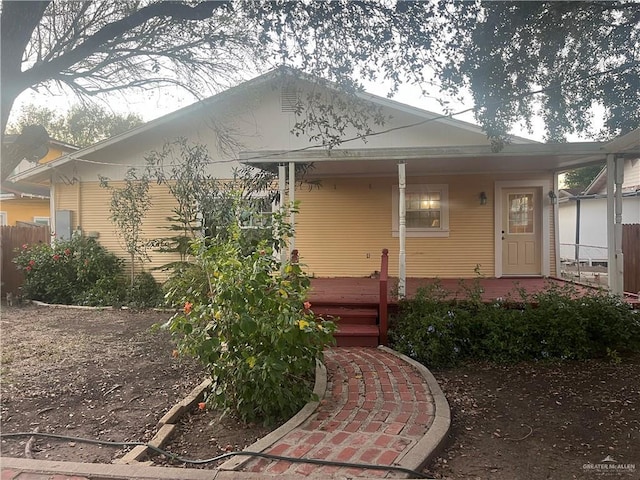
left=278, top=163, right=287, bottom=270
left=614, top=155, right=625, bottom=294
left=398, top=161, right=406, bottom=298
left=606, top=154, right=623, bottom=294
left=553, top=171, right=561, bottom=277
left=606, top=155, right=615, bottom=291
left=289, top=161, right=296, bottom=254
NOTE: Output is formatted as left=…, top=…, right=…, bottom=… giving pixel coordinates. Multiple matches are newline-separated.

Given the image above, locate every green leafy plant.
left=390, top=280, right=640, bottom=368
left=163, top=214, right=335, bottom=425
left=127, top=271, right=165, bottom=309
left=100, top=169, right=152, bottom=287
left=13, top=234, right=125, bottom=306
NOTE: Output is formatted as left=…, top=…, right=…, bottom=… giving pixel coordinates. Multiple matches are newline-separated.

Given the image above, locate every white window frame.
left=33, top=216, right=50, bottom=226
left=238, top=195, right=275, bottom=230
left=0, top=211, right=7, bottom=226
left=392, top=184, right=450, bottom=238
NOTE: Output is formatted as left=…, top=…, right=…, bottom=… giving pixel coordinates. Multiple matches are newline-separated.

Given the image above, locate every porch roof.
left=241, top=141, right=618, bottom=177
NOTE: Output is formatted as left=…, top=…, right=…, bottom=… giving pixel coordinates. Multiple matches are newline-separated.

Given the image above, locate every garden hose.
left=0, top=431, right=430, bottom=478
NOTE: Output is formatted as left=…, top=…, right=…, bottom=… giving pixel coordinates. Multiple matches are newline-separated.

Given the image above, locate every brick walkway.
left=240, top=347, right=436, bottom=478
left=1, top=347, right=447, bottom=479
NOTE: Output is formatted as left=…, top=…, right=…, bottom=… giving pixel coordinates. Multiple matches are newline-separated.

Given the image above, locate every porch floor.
left=309, top=276, right=640, bottom=308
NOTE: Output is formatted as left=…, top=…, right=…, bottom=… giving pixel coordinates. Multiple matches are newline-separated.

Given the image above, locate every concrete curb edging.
left=218, top=360, right=328, bottom=471
left=378, top=345, right=451, bottom=472
left=117, top=378, right=212, bottom=465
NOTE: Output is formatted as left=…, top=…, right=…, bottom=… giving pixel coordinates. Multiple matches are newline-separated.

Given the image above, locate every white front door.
left=501, top=188, right=542, bottom=276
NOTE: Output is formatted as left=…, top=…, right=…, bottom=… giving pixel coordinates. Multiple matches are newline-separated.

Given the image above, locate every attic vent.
left=281, top=86, right=299, bottom=113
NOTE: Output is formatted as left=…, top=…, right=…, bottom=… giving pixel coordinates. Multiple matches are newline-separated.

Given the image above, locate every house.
left=559, top=158, right=640, bottom=266
left=8, top=68, right=638, bottom=295
left=0, top=138, right=77, bottom=226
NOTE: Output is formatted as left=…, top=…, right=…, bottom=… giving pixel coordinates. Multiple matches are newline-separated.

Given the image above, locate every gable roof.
left=9, top=68, right=636, bottom=183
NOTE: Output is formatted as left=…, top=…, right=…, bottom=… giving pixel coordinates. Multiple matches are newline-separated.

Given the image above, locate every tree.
left=100, top=169, right=152, bottom=287
left=433, top=1, right=640, bottom=142
left=7, top=103, right=142, bottom=147
left=564, top=164, right=605, bottom=192
left=2, top=1, right=638, bottom=181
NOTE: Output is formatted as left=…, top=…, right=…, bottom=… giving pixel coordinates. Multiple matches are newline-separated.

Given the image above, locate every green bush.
left=127, top=271, right=165, bottom=308
left=14, top=234, right=126, bottom=306
left=163, top=226, right=336, bottom=425
left=389, top=280, right=640, bottom=368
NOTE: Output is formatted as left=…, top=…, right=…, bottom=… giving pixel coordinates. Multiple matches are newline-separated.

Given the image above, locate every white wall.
left=559, top=196, right=640, bottom=262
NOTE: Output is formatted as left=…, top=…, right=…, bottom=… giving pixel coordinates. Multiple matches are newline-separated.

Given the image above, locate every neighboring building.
left=8, top=68, right=637, bottom=294
left=1, top=138, right=77, bottom=226
left=559, top=158, right=640, bottom=265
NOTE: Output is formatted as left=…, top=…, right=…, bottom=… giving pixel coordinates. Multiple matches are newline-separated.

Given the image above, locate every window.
left=33, top=216, right=50, bottom=226
left=508, top=193, right=534, bottom=234
left=239, top=197, right=273, bottom=230
left=392, top=184, right=449, bottom=237
left=0, top=212, right=7, bottom=226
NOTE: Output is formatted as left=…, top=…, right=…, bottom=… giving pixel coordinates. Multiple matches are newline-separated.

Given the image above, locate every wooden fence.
left=0, top=225, right=51, bottom=296
left=622, top=224, right=640, bottom=295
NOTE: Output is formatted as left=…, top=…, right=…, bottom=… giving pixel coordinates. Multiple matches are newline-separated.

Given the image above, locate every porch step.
left=334, top=324, right=380, bottom=347
left=313, top=306, right=378, bottom=325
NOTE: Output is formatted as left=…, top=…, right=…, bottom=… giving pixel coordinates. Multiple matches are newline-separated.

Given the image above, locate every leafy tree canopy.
left=434, top=1, right=640, bottom=142
left=7, top=103, right=143, bottom=147
left=1, top=1, right=638, bottom=180
left=563, top=164, right=605, bottom=192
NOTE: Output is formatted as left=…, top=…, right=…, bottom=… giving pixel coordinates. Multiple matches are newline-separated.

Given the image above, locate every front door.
left=501, top=188, right=542, bottom=275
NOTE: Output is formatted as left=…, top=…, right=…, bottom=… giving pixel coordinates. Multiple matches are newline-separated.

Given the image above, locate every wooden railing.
left=379, top=248, right=389, bottom=346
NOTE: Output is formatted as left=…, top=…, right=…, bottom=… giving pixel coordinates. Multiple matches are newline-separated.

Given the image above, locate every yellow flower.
left=214, top=310, right=222, bottom=320
left=246, top=356, right=256, bottom=369
left=298, top=319, right=310, bottom=330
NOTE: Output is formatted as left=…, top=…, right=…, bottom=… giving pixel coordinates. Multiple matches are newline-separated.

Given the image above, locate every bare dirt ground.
left=426, top=357, right=640, bottom=480
left=1, top=304, right=638, bottom=479
left=0, top=303, right=269, bottom=466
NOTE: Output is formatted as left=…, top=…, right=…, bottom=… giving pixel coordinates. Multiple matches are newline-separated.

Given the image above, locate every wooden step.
left=334, top=324, right=379, bottom=347
left=312, top=306, right=378, bottom=325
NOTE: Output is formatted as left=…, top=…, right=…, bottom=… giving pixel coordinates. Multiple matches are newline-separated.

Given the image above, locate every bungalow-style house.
left=1, top=138, right=77, bottom=226
left=8, top=68, right=639, bottom=298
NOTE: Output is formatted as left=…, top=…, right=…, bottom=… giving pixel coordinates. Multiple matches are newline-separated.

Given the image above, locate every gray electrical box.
left=55, top=210, right=73, bottom=240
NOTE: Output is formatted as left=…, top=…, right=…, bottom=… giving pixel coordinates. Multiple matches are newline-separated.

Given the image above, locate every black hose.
left=0, top=431, right=430, bottom=478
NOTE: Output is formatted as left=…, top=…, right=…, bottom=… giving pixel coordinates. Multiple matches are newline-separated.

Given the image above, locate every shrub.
left=14, top=234, right=125, bottom=306
left=163, top=225, right=336, bottom=426
left=127, top=271, right=165, bottom=308
left=389, top=280, right=640, bottom=368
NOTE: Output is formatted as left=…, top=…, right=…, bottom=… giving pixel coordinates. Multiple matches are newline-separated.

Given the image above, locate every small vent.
left=281, top=86, right=299, bottom=113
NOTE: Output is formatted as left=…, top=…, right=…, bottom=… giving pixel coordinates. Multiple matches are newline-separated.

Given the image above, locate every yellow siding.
left=294, top=173, right=556, bottom=278
left=78, top=181, right=182, bottom=281
left=53, top=181, right=181, bottom=282
left=52, top=172, right=558, bottom=282
left=54, top=183, right=80, bottom=230
left=0, top=198, right=50, bottom=226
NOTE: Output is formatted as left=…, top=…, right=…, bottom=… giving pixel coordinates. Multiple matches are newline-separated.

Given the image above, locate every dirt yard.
left=0, top=303, right=269, bottom=465
left=1, top=304, right=638, bottom=479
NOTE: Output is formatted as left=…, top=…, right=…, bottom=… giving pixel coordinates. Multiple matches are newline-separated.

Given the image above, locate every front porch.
left=308, top=276, right=640, bottom=347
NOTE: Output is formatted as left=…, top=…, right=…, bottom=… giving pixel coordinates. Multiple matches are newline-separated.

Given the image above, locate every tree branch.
left=23, top=1, right=231, bottom=90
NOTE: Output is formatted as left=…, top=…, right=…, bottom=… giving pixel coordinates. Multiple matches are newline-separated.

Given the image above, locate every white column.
left=606, top=154, right=616, bottom=292
left=289, top=161, right=295, bottom=254
left=278, top=163, right=287, bottom=269
left=398, top=162, right=406, bottom=298
left=49, top=179, right=56, bottom=245
left=553, top=172, right=561, bottom=277
left=614, top=156, right=625, bottom=295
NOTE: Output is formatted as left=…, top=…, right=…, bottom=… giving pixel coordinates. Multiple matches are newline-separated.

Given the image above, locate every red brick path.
left=241, top=347, right=435, bottom=477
